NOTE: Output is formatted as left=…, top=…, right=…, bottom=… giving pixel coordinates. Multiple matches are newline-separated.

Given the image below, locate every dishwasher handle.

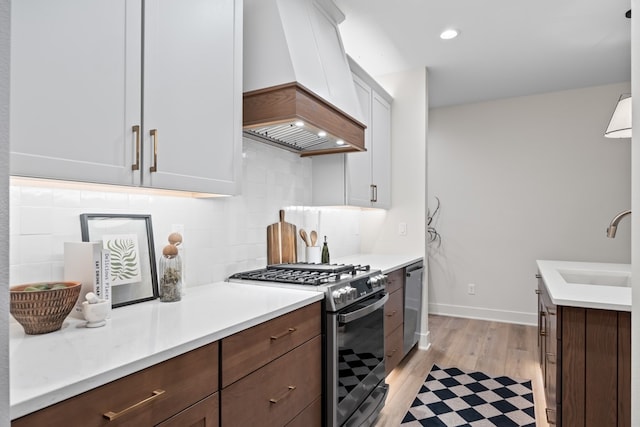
left=406, top=265, right=424, bottom=278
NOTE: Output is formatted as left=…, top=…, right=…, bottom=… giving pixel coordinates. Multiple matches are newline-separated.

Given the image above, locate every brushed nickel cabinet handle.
left=103, top=389, right=165, bottom=421
left=540, top=311, right=547, bottom=336
left=373, top=185, right=378, bottom=202
left=131, top=125, right=140, bottom=171
left=149, top=129, right=158, bottom=173
left=370, top=184, right=375, bottom=202
left=535, top=289, right=541, bottom=294
left=270, top=327, right=296, bottom=341
left=535, top=274, right=542, bottom=279
left=269, top=385, right=296, bottom=404
left=386, top=348, right=398, bottom=358
left=386, top=310, right=397, bottom=317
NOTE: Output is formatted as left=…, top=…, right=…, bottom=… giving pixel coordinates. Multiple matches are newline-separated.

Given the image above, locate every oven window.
left=336, top=293, right=385, bottom=404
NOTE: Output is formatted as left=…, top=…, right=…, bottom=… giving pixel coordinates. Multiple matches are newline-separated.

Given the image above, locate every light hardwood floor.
left=375, top=315, right=548, bottom=427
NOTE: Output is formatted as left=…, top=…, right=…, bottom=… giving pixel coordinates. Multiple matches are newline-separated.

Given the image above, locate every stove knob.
left=344, top=286, right=355, bottom=300
left=332, top=290, right=342, bottom=304
left=368, top=277, right=378, bottom=287
left=348, top=287, right=357, bottom=299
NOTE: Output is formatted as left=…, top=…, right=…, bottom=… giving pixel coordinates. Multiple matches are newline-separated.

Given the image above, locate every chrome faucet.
left=606, top=210, right=631, bottom=238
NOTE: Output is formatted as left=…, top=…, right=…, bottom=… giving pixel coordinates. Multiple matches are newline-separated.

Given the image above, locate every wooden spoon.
left=299, top=229, right=310, bottom=247
left=310, top=230, right=318, bottom=247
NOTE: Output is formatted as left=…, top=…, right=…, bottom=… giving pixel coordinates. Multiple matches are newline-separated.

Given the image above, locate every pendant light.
left=604, top=94, right=632, bottom=138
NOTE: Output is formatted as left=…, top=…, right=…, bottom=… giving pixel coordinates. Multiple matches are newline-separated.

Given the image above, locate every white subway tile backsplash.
left=19, top=206, right=52, bottom=235
left=52, top=188, right=81, bottom=208
left=9, top=139, right=363, bottom=289
left=18, top=235, right=53, bottom=264
left=20, top=186, right=53, bottom=206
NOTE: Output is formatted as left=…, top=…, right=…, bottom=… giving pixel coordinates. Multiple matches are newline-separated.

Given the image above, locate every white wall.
left=8, top=139, right=364, bottom=289
left=0, top=0, right=9, bottom=425
left=428, top=82, right=632, bottom=325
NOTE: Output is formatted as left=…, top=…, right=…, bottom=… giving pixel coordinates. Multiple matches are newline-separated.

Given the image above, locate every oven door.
left=327, top=291, right=388, bottom=426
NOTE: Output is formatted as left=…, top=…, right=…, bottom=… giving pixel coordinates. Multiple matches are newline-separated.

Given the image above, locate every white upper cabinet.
left=142, top=0, right=241, bottom=194
left=10, top=0, right=241, bottom=195
left=312, top=59, right=392, bottom=208
left=10, top=0, right=141, bottom=186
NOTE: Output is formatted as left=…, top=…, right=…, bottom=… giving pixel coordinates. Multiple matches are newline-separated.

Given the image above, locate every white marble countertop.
left=536, top=260, right=631, bottom=311
left=10, top=282, right=323, bottom=420
left=335, top=253, right=424, bottom=274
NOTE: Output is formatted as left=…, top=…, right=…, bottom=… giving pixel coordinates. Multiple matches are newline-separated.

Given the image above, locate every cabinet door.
left=143, top=0, right=241, bottom=194
left=371, top=92, right=391, bottom=208
left=10, top=0, right=141, bottom=186
left=346, top=74, right=373, bottom=207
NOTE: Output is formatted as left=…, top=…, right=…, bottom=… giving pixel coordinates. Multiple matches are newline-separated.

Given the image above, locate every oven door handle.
left=338, top=293, right=389, bottom=324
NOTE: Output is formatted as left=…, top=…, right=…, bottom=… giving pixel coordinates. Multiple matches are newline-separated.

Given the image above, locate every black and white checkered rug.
left=401, top=364, right=535, bottom=427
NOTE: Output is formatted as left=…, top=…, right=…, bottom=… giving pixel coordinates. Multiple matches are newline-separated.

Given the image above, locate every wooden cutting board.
left=267, top=210, right=297, bottom=265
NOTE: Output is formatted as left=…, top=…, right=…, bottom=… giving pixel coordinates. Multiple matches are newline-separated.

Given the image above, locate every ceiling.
left=335, top=0, right=632, bottom=107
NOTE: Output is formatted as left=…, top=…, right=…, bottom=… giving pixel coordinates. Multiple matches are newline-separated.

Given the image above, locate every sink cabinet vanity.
left=536, top=267, right=631, bottom=427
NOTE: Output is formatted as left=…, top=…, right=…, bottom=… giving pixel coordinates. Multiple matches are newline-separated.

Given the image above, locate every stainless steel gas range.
left=229, top=263, right=389, bottom=427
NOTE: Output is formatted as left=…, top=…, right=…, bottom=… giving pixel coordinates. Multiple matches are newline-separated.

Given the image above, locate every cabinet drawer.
left=222, top=302, right=321, bottom=387
left=385, top=325, right=404, bottom=376
left=385, top=268, right=404, bottom=294
left=156, top=393, right=218, bottom=427
left=285, top=397, right=322, bottom=427
left=384, top=288, right=403, bottom=336
left=222, top=335, right=322, bottom=427
left=13, top=342, right=218, bottom=427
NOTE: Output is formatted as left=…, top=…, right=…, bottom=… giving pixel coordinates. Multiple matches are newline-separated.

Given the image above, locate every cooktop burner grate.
left=229, top=263, right=371, bottom=286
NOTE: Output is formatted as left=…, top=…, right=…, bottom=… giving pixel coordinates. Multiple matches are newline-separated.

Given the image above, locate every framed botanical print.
left=80, top=213, right=159, bottom=307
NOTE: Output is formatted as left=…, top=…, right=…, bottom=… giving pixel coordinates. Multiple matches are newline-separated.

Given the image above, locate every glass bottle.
left=159, top=244, right=182, bottom=302
left=321, top=236, right=330, bottom=264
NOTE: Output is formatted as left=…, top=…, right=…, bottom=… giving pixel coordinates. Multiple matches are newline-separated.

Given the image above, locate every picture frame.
left=80, top=213, right=159, bottom=307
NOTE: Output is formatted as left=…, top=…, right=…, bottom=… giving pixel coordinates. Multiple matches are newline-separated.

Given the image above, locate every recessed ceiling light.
left=295, top=120, right=304, bottom=127
left=318, top=131, right=327, bottom=137
left=440, top=29, right=459, bottom=40
left=336, top=139, right=345, bottom=146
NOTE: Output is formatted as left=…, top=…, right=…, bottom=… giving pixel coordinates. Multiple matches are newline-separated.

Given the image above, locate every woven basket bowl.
left=10, top=282, right=81, bottom=335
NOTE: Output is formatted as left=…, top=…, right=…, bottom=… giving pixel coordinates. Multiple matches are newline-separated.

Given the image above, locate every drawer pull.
left=386, top=349, right=398, bottom=358
left=103, top=389, right=165, bottom=421
left=270, top=327, right=296, bottom=341
left=386, top=310, right=397, bottom=317
left=546, top=352, right=556, bottom=364
left=269, top=385, right=296, bottom=404
left=545, top=407, right=557, bottom=424
left=535, top=289, right=541, bottom=294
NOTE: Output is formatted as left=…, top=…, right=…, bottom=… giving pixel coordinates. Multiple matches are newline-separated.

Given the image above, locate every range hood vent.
left=243, top=0, right=366, bottom=156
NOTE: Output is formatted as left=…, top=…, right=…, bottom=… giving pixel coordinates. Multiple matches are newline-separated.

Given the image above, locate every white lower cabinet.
left=10, top=0, right=241, bottom=195
left=312, top=59, right=391, bottom=208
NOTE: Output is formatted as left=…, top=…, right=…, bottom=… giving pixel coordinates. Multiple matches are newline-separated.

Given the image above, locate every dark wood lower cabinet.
left=538, top=275, right=631, bottom=427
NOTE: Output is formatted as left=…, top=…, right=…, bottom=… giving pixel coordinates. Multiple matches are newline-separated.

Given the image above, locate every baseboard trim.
left=428, top=302, right=537, bottom=326
left=417, top=330, right=431, bottom=351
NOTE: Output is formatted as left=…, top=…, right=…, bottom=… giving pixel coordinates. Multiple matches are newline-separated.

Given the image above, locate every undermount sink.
left=558, top=269, right=631, bottom=287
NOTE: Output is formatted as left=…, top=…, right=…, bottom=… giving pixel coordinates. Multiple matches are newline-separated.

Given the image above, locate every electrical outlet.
left=468, top=283, right=476, bottom=295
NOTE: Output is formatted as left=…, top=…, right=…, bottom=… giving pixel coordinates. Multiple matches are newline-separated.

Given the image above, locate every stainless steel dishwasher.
left=404, top=261, right=424, bottom=355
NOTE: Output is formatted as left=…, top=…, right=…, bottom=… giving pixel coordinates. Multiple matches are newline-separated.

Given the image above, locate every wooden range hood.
left=243, top=82, right=366, bottom=157
left=243, top=0, right=367, bottom=157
